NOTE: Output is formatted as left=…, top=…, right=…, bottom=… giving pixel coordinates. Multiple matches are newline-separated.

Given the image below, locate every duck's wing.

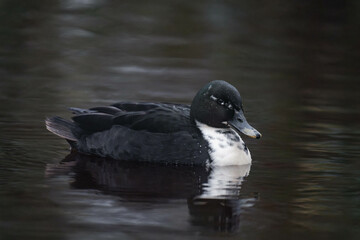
left=47, top=102, right=209, bottom=164
left=71, top=102, right=192, bottom=134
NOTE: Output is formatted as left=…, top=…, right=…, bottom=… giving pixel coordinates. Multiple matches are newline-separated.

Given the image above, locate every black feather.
left=72, top=113, right=113, bottom=132
left=112, top=111, right=145, bottom=125
left=45, top=117, right=77, bottom=141
left=89, top=106, right=122, bottom=115
left=47, top=101, right=210, bottom=164
left=112, top=102, right=159, bottom=111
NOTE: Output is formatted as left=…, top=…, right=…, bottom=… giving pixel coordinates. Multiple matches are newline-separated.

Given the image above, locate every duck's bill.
left=227, top=110, right=262, bottom=139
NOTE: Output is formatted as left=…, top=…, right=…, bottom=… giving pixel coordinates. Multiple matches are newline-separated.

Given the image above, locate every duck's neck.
left=196, top=121, right=252, bottom=166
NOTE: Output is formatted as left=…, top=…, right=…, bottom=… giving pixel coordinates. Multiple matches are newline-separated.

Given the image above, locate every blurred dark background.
left=0, top=0, right=359, bottom=239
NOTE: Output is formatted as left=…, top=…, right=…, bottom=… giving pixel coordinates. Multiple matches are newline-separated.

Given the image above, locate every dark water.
left=1, top=0, right=359, bottom=239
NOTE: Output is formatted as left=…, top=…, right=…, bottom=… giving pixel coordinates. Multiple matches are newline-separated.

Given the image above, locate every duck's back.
left=46, top=102, right=210, bottom=165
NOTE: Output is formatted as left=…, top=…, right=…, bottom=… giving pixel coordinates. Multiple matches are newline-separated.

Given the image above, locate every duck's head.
left=190, top=80, right=261, bottom=139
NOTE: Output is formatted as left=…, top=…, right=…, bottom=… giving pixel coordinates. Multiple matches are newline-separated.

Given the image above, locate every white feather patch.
left=196, top=121, right=252, bottom=166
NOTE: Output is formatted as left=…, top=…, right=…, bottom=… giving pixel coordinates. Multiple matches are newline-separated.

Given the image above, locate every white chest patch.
left=196, top=121, right=252, bottom=166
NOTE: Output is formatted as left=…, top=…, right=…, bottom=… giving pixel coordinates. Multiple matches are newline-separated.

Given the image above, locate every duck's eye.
left=217, top=99, right=224, bottom=105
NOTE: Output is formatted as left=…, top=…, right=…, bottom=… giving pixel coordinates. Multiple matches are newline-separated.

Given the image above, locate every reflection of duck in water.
left=189, top=164, right=254, bottom=232
left=46, top=153, right=257, bottom=232
left=46, top=80, right=261, bottom=166
left=197, top=164, right=251, bottom=199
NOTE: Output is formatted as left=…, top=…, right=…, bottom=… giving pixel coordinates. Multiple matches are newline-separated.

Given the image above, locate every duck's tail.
left=45, top=117, right=78, bottom=148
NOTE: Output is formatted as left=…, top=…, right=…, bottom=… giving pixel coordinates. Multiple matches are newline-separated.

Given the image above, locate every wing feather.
left=69, top=102, right=192, bottom=133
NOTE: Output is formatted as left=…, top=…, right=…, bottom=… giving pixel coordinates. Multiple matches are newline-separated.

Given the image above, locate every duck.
left=46, top=80, right=261, bottom=166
